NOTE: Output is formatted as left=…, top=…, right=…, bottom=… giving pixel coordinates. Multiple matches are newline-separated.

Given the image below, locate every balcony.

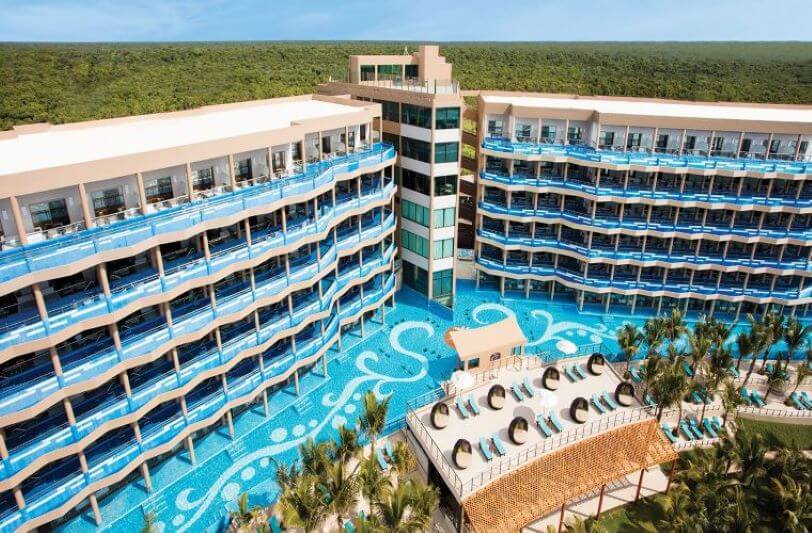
left=0, top=143, right=395, bottom=287
left=479, top=171, right=812, bottom=210
left=0, top=264, right=395, bottom=494
left=478, top=201, right=812, bottom=242
left=481, top=138, right=811, bottom=176
left=0, top=182, right=395, bottom=355
left=475, top=256, right=811, bottom=303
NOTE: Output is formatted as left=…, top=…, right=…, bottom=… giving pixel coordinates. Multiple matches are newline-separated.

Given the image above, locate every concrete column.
left=88, top=494, right=102, bottom=525
left=185, top=162, right=195, bottom=199
left=77, top=183, right=94, bottom=228
left=136, top=172, right=148, bottom=214
left=8, top=196, right=28, bottom=245
left=228, top=154, right=237, bottom=189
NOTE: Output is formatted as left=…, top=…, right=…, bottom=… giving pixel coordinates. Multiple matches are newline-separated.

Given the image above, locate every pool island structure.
left=0, top=44, right=808, bottom=532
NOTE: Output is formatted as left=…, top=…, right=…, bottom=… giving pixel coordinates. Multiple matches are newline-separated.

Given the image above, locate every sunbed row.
left=661, top=416, right=724, bottom=444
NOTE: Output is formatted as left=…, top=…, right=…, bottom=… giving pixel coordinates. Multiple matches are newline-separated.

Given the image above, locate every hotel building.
left=0, top=95, right=396, bottom=531
left=320, top=46, right=464, bottom=306
left=472, top=93, right=812, bottom=320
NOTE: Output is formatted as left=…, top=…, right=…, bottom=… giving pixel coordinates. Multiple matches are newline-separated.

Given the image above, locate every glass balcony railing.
left=478, top=201, right=812, bottom=241
left=480, top=171, right=812, bottom=209
left=0, top=144, right=395, bottom=285
left=477, top=228, right=811, bottom=272
left=482, top=138, right=811, bottom=175
left=0, top=272, right=395, bottom=530
left=476, top=256, right=811, bottom=301
left=0, top=248, right=395, bottom=484
left=0, top=182, right=395, bottom=353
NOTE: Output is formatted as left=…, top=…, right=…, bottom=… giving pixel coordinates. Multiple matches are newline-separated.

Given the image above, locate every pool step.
left=336, top=350, right=350, bottom=364
left=293, top=394, right=313, bottom=415
left=142, top=493, right=168, bottom=517
left=226, top=438, right=248, bottom=459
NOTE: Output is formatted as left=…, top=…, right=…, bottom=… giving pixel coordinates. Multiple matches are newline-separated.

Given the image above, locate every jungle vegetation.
left=2, top=41, right=811, bottom=130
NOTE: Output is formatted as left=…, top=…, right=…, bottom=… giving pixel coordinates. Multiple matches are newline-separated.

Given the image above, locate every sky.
left=0, top=0, right=810, bottom=42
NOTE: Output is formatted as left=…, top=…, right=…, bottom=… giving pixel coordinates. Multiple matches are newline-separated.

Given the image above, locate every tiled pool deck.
left=57, top=280, right=797, bottom=532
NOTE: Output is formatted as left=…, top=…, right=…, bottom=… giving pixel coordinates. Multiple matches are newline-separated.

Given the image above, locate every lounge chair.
left=679, top=420, right=694, bottom=440
left=750, top=390, right=766, bottom=408
left=644, top=393, right=655, bottom=407
left=766, top=363, right=775, bottom=375
left=466, top=394, right=481, bottom=415
left=683, top=361, right=694, bottom=377
left=712, top=416, right=724, bottom=433
left=741, top=388, right=753, bottom=406
left=661, top=423, right=678, bottom=444
left=702, top=418, right=718, bottom=438
left=564, top=364, right=578, bottom=382
left=549, top=412, right=564, bottom=433
left=789, top=392, right=806, bottom=410
left=344, top=519, right=356, bottom=533
left=630, top=367, right=643, bottom=383
left=522, top=377, right=536, bottom=398
left=691, top=390, right=704, bottom=405
left=456, top=397, right=470, bottom=419
left=728, top=365, right=740, bottom=379
left=688, top=419, right=704, bottom=439
left=601, top=391, right=618, bottom=410
left=375, top=448, right=389, bottom=470
left=491, top=433, right=507, bottom=456
left=801, top=391, right=812, bottom=409
left=535, top=414, right=552, bottom=437
left=591, top=394, right=607, bottom=414
left=270, top=516, right=282, bottom=533
left=574, top=364, right=587, bottom=380
left=511, top=382, right=525, bottom=401
left=385, top=441, right=395, bottom=460
left=479, top=436, right=493, bottom=461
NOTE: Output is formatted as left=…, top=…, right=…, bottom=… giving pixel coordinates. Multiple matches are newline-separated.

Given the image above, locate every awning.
left=447, top=316, right=527, bottom=361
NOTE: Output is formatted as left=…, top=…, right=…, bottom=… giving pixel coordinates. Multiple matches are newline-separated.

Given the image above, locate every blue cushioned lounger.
left=789, top=392, right=806, bottom=410
left=702, top=418, right=718, bottom=438
left=456, top=397, right=470, bottom=419
left=466, top=394, right=480, bottom=415
left=801, top=391, right=812, bottom=409
left=591, top=394, right=606, bottom=414
left=375, top=448, right=389, bottom=470
left=479, top=437, right=493, bottom=461
left=683, top=361, right=694, bottom=377
left=522, top=377, right=536, bottom=397
left=661, top=423, right=678, bottom=444
left=630, top=367, right=643, bottom=383
left=549, top=412, right=564, bottom=433
left=385, top=441, right=394, bottom=460
left=601, top=392, right=618, bottom=410
left=574, top=364, right=587, bottom=380
left=564, top=364, right=578, bottom=382
left=679, top=421, right=694, bottom=440
left=270, top=516, right=282, bottom=533
left=535, top=414, right=552, bottom=437
left=511, top=382, right=525, bottom=401
left=491, top=434, right=507, bottom=456
left=688, top=419, right=704, bottom=439
left=728, top=366, right=740, bottom=379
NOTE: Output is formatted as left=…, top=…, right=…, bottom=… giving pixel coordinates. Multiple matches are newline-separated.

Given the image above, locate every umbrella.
left=537, top=389, right=558, bottom=410
left=449, top=370, right=475, bottom=390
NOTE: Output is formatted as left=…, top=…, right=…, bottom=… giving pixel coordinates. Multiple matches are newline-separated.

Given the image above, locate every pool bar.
left=0, top=95, right=397, bottom=531
left=472, top=93, right=812, bottom=319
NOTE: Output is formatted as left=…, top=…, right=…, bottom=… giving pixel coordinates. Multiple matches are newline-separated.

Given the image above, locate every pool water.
left=57, top=280, right=791, bottom=532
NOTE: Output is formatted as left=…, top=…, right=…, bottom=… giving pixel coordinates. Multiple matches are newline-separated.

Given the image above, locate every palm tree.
left=663, top=308, right=687, bottom=345
left=373, top=483, right=423, bottom=532
left=323, top=460, right=360, bottom=531
left=389, top=441, right=416, bottom=484
left=562, top=516, right=607, bottom=532
left=687, top=331, right=712, bottom=381
left=277, top=474, right=329, bottom=532
left=722, top=428, right=768, bottom=487
left=650, top=361, right=688, bottom=424
left=359, top=391, right=390, bottom=457
left=358, top=455, right=392, bottom=506
left=758, top=312, right=784, bottom=373
left=783, top=316, right=812, bottom=374
left=617, top=323, right=643, bottom=376
left=404, top=479, right=438, bottom=531
left=299, top=438, right=331, bottom=477
left=719, top=379, right=743, bottom=426
left=140, top=511, right=157, bottom=533
left=790, top=362, right=811, bottom=395
left=735, top=329, right=754, bottom=372
left=727, top=485, right=759, bottom=533
left=641, top=352, right=665, bottom=398
left=656, top=485, right=696, bottom=531
left=757, top=476, right=812, bottom=532
left=230, top=492, right=260, bottom=528
left=742, top=320, right=767, bottom=388
left=643, top=316, right=666, bottom=358
left=765, top=365, right=788, bottom=399
left=334, top=424, right=361, bottom=463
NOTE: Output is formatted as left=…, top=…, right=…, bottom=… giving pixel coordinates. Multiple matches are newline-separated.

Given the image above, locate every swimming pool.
left=56, top=279, right=792, bottom=532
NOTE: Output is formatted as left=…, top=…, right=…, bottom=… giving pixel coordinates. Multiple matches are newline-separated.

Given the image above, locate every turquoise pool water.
left=57, top=280, right=791, bottom=532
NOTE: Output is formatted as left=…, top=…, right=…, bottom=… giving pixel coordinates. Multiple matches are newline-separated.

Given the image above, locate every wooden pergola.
left=461, top=418, right=677, bottom=532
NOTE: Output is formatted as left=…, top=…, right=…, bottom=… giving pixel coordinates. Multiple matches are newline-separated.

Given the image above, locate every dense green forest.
left=1, top=42, right=810, bottom=130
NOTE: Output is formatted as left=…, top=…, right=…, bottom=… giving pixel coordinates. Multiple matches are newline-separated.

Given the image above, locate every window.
left=684, top=136, right=697, bottom=151
left=656, top=134, right=669, bottom=150
left=377, top=64, right=401, bottom=80
left=434, top=175, right=457, bottom=196
left=29, top=199, right=69, bottom=230
left=433, top=238, right=454, bottom=259
left=145, top=176, right=173, bottom=203
left=405, top=64, right=418, bottom=80
left=401, top=138, right=431, bottom=163
left=432, top=269, right=453, bottom=297
left=400, top=229, right=429, bottom=257
left=541, top=126, right=556, bottom=143
left=375, top=100, right=399, bottom=122
left=92, top=188, right=125, bottom=215
left=626, top=133, right=642, bottom=149
left=433, top=207, right=455, bottom=228
left=740, top=138, right=752, bottom=155
left=401, top=169, right=431, bottom=195
left=435, top=142, right=458, bottom=164
left=567, top=127, right=584, bottom=145
left=382, top=132, right=399, bottom=150
left=435, top=107, right=460, bottom=130
left=235, top=158, right=252, bottom=182
left=402, top=262, right=428, bottom=295
left=599, top=131, right=615, bottom=147
left=194, top=167, right=215, bottom=190
left=402, top=199, right=430, bottom=227
left=515, top=124, right=532, bottom=142
left=488, top=120, right=504, bottom=137
left=360, top=65, right=375, bottom=81
left=401, top=104, right=432, bottom=129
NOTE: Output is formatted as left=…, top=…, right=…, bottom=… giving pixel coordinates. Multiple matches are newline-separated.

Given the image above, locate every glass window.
left=194, top=167, right=215, bottom=191
left=435, top=107, right=460, bottom=130
left=29, top=199, right=70, bottom=230
left=360, top=65, right=375, bottom=81
left=567, top=127, right=584, bottom=145
left=433, top=238, right=454, bottom=259
left=400, top=229, right=429, bottom=257
left=401, top=169, right=431, bottom=195
left=402, top=199, right=430, bottom=227
left=434, top=175, right=457, bottom=196
left=375, top=100, right=399, bottom=122
left=488, top=120, right=504, bottom=137
left=433, top=207, right=455, bottom=228
left=401, top=138, right=431, bottom=163
left=91, top=188, right=125, bottom=215
left=432, top=269, right=453, bottom=297
left=235, top=158, right=252, bottom=181
left=515, top=124, right=532, bottom=142
left=402, top=262, right=428, bottom=295
left=405, top=64, right=418, bottom=80
left=541, top=126, right=557, bottom=143
left=401, top=104, right=432, bottom=129
left=377, top=64, right=401, bottom=80
left=626, top=133, right=642, bottom=149
left=684, top=136, right=697, bottom=150
left=145, top=176, right=174, bottom=203
left=599, top=130, right=615, bottom=147
left=435, top=142, right=458, bottom=164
